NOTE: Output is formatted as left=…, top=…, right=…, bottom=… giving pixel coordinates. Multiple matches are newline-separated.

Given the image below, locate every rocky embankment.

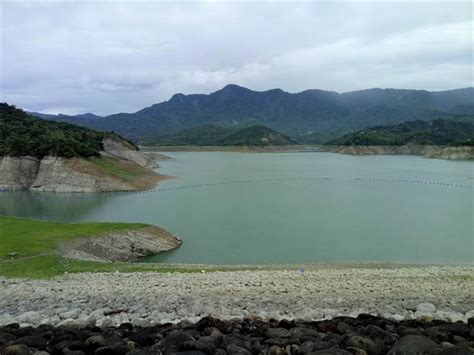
left=62, top=226, right=182, bottom=262
left=325, top=145, right=474, bottom=160
left=2, top=315, right=473, bottom=355
left=102, top=137, right=169, bottom=169
left=1, top=265, right=472, bottom=329
left=0, top=138, right=169, bottom=193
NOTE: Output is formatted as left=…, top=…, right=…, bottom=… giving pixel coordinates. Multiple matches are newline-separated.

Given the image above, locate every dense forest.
left=151, top=124, right=233, bottom=146
left=151, top=124, right=297, bottom=146
left=328, top=119, right=474, bottom=146
left=1, top=103, right=115, bottom=158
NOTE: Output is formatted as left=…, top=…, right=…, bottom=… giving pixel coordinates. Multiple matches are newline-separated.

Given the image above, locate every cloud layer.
left=2, top=1, right=472, bottom=115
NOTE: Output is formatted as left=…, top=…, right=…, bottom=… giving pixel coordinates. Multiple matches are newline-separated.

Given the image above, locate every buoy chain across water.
left=32, top=176, right=472, bottom=200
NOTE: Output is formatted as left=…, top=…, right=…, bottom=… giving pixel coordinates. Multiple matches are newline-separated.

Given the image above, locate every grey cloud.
left=1, top=1, right=472, bottom=115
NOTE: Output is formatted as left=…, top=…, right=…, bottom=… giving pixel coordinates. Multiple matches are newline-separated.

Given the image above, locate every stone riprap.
left=1, top=315, right=473, bottom=355
left=0, top=265, right=473, bottom=329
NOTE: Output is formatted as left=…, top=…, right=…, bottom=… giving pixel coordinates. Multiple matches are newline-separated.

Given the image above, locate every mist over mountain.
left=29, top=85, right=474, bottom=143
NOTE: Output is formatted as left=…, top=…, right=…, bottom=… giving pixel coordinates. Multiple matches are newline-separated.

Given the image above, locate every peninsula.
left=0, top=103, right=169, bottom=193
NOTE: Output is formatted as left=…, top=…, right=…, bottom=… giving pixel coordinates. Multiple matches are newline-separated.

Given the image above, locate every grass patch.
left=0, top=215, right=178, bottom=278
left=0, top=215, right=147, bottom=260
left=0, top=255, right=201, bottom=279
left=0, top=215, right=237, bottom=279
left=87, top=157, right=153, bottom=183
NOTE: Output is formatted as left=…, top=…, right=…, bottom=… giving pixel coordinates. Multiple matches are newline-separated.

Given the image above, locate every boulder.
left=150, top=331, right=194, bottom=353
left=416, top=303, right=436, bottom=313
left=13, top=335, right=47, bottom=349
left=388, top=335, right=439, bottom=355
left=345, top=335, right=377, bottom=355
left=266, top=328, right=290, bottom=339
left=439, top=345, right=473, bottom=355
left=18, top=312, right=41, bottom=325
left=5, top=345, right=30, bottom=355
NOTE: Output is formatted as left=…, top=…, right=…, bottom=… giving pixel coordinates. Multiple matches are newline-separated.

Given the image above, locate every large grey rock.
left=345, top=335, right=377, bottom=355
left=5, top=344, right=30, bottom=355
left=18, top=311, right=42, bottom=325
left=266, top=328, right=290, bottom=339
left=150, top=331, right=195, bottom=353
left=59, top=309, right=82, bottom=320
left=416, top=303, right=436, bottom=313
left=439, top=345, right=473, bottom=355
left=84, top=335, right=108, bottom=348
left=388, top=335, right=439, bottom=355
left=226, top=344, right=252, bottom=355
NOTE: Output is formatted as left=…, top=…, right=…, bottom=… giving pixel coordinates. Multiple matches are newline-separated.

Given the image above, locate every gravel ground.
left=0, top=265, right=473, bottom=328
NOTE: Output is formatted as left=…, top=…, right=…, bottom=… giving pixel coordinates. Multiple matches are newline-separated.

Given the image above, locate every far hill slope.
left=328, top=119, right=474, bottom=146
left=29, top=85, right=474, bottom=141
left=151, top=124, right=297, bottom=146
left=0, top=103, right=168, bottom=192
left=221, top=125, right=297, bottom=146
left=151, top=124, right=232, bottom=146
left=326, top=119, right=474, bottom=160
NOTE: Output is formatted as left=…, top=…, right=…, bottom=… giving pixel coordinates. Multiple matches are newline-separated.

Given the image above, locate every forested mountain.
left=151, top=124, right=297, bottom=146
left=0, top=103, right=131, bottom=158
left=328, top=119, right=474, bottom=146
left=28, top=85, right=474, bottom=142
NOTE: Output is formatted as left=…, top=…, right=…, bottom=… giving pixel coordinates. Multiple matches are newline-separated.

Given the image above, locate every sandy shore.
left=0, top=264, right=473, bottom=328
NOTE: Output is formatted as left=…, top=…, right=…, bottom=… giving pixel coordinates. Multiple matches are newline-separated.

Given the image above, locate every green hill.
left=221, top=125, right=297, bottom=146
left=328, top=119, right=474, bottom=146
left=151, top=124, right=297, bottom=146
left=151, top=124, right=232, bottom=146
left=0, top=103, right=135, bottom=158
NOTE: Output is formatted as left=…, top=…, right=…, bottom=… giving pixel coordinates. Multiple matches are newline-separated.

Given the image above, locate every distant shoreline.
left=142, top=144, right=474, bottom=160
left=142, top=145, right=324, bottom=153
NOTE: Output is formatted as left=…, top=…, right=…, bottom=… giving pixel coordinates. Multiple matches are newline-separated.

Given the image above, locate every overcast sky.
left=1, top=1, right=472, bottom=115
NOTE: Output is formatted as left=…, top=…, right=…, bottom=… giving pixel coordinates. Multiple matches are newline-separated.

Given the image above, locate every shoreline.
left=143, top=144, right=474, bottom=160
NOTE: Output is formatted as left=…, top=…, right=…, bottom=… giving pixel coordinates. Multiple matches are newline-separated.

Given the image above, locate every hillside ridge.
left=27, top=85, right=474, bottom=142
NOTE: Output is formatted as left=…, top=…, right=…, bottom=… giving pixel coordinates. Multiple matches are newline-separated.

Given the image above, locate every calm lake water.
left=1, top=152, right=473, bottom=264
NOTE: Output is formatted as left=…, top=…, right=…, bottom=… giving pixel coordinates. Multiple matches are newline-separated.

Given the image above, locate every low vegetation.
left=328, top=119, right=474, bottom=146
left=0, top=216, right=245, bottom=278
left=0, top=215, right=148, bottom=260
left=0, top=216, right=197, bottom=278
left=86, top=156, right=158, bottom=186
left=0, top=255, right=203, bottom=279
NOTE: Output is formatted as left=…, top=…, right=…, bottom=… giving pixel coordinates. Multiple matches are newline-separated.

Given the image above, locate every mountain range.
left=29, top=85, right=474, bottom=143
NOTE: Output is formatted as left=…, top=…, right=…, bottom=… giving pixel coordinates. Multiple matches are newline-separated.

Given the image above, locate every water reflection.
left=0, top=191, right=117, bottom=222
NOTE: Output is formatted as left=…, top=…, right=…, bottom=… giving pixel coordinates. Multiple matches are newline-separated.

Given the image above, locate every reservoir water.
left=1, top=152, right=472, bottom=264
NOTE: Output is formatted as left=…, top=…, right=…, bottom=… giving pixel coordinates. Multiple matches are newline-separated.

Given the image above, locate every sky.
left=1, top=1, right=472, bottom=115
